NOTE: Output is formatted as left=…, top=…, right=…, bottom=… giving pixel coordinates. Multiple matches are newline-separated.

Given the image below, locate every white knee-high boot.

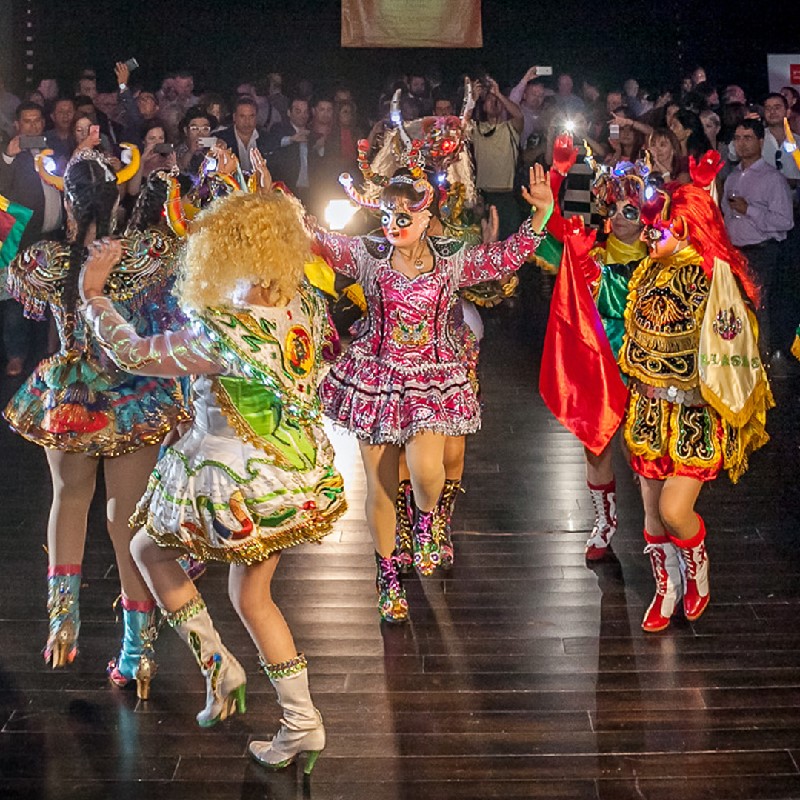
left=249, top=654, right=325, bottom=774
left=166, top=595, right=247, bottom=727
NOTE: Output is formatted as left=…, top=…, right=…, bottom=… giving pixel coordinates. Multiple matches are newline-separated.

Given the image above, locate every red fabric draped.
left=539, top=234, right=628, bottom=455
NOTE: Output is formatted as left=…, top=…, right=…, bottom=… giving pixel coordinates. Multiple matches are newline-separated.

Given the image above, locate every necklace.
left=395, top=237, right=428, bottom=271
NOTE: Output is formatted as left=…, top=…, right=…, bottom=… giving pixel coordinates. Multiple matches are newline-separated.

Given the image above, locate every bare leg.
left=639, top=476, right=666, bottom=537
left=443, top=435, right=466, bottom=480
left=404, top=430, right=446, bottom=511
left=584, top=443, right=614, bottom=485
left=104, top=445, right=160, bottom=602
left=658, top=476, right=702, bottom=540
left=130, top=529, right=195, bottom=612
left=398, top=449, right=409, bottom=482
left=229, top=555, right=296, bottom=664
left=44, top=449, right=98, bottom=568
left=359, top=441, right=401, bottom=557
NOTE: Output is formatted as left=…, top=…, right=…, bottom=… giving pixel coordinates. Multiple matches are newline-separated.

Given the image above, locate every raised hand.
left=521, top=163, right=554, bottom=213
left=480, top=205, right=499, bottom=243
left=81, top=238, right=123, bottom=301
left=689, top=150, right=723, bottom=186
left=114, top=62, right=130, bottom=89
left=210, top=145, right=238, bottom=175
left=552, top=133, right=579, bottom=176
left=521, top=163, right=555, bottom=233
left=250, top=148, right=273, bottom=192
left=566, top=215, right=597, bottom=262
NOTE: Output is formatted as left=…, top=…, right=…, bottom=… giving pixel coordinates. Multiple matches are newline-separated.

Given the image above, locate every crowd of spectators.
left=1, top=60, right=799, bottom=375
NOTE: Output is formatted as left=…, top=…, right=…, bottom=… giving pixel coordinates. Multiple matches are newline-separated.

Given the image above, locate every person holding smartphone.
left=126, top=121, right=176, bottom=198
left=0, top=102, right=64, bottom=376
left=175, top=107, right=221, bottom=174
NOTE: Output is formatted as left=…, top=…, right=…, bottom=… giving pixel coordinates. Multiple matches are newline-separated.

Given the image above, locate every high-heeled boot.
left=249, top=654, right=325, bottom=774
left=107, top=596, right=159, bottom=700
left=45, top=566, right=81, bottom=668
left=412, top=507, right=441, bottom=576
left=375, top=551, right=409, bottom=623
left=642, top=531, right=683, bottom=632
left=394, top=480, right=414, bottom=573
left=165, top=594, right=247, bottom=727
left=585, top=480, right=617, bottom=561
left=435, top=479, right=462, bottom=569
left=671, top=516, right=710, bottom=622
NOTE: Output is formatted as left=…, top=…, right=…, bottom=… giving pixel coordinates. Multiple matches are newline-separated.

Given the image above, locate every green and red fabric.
left=0, top=194, right=33, bottom=270
left=539, top=219, right=628, bottom=456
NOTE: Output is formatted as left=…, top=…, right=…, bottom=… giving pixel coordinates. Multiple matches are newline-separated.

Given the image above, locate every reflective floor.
left=2, top=273, right=800, bottom=800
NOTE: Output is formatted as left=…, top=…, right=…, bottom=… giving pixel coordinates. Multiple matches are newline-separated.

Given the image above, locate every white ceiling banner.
left=341, top=0, right=483, bottom=48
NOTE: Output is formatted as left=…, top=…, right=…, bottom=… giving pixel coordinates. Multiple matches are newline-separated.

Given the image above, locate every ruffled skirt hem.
left=319, top=355, right=481, bottom=445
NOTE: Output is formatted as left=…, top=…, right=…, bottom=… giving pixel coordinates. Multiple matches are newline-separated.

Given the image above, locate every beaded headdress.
left=591, top=154, right=655, bottom=219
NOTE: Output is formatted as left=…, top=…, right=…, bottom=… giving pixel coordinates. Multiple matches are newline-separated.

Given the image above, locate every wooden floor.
left=3, top=273, right=800, bottom=800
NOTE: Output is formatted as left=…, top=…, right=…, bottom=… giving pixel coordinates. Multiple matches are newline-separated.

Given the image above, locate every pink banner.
left=342, top=0, right=482, bottom=48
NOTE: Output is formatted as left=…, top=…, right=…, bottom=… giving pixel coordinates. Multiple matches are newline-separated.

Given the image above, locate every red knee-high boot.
left=670, top=515, right=710, bottom=622
left=642, top=530, right=683, bottom=632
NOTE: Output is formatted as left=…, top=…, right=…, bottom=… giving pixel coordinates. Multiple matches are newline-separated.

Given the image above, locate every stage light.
left=325, top=200, right=358, bottom=230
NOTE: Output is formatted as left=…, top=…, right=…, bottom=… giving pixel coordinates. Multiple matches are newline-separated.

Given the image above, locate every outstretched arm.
left=459, top=164, right=553, bottom=287
left=312, top=228, right=363, bottom=281
left=80, top=239, right=220, bottom=377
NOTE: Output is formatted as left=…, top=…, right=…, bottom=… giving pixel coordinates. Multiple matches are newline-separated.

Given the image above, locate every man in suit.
left=0, top=102, right=63, bottom=250
left=0, top=101, right=64, bottom=375
left=266, top=97, right=318, bottom=205
left=216, top=97, right=269, bottom=173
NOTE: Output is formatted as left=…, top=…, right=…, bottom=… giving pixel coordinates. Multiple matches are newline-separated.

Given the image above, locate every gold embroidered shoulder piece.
left=6, top=229, right=180, bottom=321
left=620, top=253, right=709, bottom=390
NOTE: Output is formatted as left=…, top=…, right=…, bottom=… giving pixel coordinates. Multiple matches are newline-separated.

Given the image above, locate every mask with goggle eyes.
left=608, top=202, right=641, bottom=222
left=380, top=208, right=415, bottom=230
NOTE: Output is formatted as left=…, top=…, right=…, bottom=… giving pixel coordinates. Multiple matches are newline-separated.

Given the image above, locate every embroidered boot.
left=165, top=594, right=247, bottom=727
left=107, top=596, right=159, bottom=700
left=249, top=655, right=325, bottom=774
left=585, top=480, right=617, bottom=560
left=642, top=531, right=683, bottom=632
left=394, top=480, right=414, bottom=573
left=435, top=479, right=462, bottom=569
left=45, top=566, right=81, bottom=668
left=671, top=516, right=710, bottom=622
left=375, top=551, right=409, bottom=623
left=412, top=507, right=441, bottom=576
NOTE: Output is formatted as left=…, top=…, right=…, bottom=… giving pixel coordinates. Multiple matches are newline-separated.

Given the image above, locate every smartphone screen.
left=198, top=136, right=217, bottom=149
left=19, top=135, right=47, bottom=150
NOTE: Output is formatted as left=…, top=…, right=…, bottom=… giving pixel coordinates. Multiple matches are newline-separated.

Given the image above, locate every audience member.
left=722, top=118, right=794, bottom=362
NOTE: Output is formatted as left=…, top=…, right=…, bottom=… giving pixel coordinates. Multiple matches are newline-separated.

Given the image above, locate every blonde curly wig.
left=178, top=191, right=312, bottom=311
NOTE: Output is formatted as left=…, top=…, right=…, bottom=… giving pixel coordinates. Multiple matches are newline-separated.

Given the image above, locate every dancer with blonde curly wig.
left=79, top=189, right=347, bottom=773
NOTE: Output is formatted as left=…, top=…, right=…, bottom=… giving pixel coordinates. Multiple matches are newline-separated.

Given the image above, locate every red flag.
left=539, top=232, right=628, bottom=455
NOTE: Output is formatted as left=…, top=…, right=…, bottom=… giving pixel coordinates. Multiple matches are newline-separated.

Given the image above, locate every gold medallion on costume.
left=284, top=325, right=315, bottom=378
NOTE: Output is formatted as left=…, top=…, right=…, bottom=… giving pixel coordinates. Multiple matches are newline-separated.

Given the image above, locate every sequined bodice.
left=620, top=257, right=709, bottom=389
left=8, top=229, right=183, bottom=371
left=353, top=256, right=462, bottom=367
